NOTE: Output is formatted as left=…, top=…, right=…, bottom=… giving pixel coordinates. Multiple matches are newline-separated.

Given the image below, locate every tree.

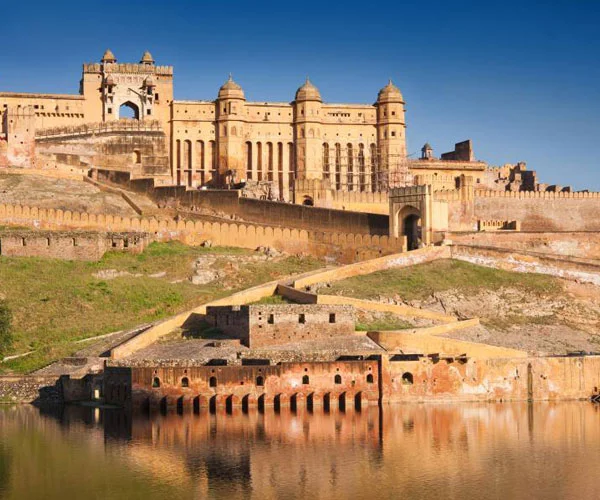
left=0, top=301, right=13, bottom=359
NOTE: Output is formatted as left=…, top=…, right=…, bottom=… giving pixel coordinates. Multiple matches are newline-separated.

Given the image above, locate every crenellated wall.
left=0, top=202, right=404, bottom=263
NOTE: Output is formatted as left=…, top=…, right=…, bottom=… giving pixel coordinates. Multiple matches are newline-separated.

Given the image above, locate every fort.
left=1, top=49, right=599, bottom=412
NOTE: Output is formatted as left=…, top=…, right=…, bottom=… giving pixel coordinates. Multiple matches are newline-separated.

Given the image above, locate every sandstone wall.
left=447, top=231, right=600, bottom=261
left=473, top=191, right=600, bottom=231
left=0, top=203, right=403, bottom=263
left=384, top=354, right=600, bottom=403
left=146, top=187, right=390, bottom=236
left=0, top=230, right=149, bottom=261
left=105, top=360, right=380, bottom=409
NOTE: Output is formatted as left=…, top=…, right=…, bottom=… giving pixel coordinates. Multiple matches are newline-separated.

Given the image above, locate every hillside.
left=0, top=242, right=323, bottom=373
left=318, top=260, right=600, bottom=354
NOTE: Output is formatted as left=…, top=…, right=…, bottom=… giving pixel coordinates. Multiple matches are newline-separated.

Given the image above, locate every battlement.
left=83, top=63, right=173, bottom=76
left=35, top=119, right=163, bottom=140
left=475, top=189, right=600, bottom=200
left=0, top=92, right=84, bottom=101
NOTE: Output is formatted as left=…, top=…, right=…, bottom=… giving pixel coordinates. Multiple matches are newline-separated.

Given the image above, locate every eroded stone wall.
left=206, top=304, right=355, bottom=348
left=0, top=230, right=150, bottom=261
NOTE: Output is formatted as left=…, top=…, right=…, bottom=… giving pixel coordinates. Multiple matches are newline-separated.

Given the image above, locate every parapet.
left=83, top=62, right=173, bottom=76
left=35, top=119, right=164, bottom=139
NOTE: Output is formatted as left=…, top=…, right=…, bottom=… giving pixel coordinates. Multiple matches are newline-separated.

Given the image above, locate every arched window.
left=302, top=375, right=310, bottom=385
left=152, top=377, right=160, bottom=388
left=256, top=142, right=263, bottom=181
left=181, top=377, right=189, bottom=388
left=209, top=140, right=217, bottom=180
left=334, top=374, right=342, bottom=385
left=335, top=143, right=342, bottom=190
left=287, top=142, right=295, bottom=192
left=267, top=142, right=274, bottom=181
left=347, top=143, right=354, bottom=191
left=323, top=143, right=330, bottom=179
left=119, top=101, right=140, bottom=120
left=133, top=150, right=141, bottom=164
left=256, top=376, right=264, bottom=387
left=370, top=143, right=378, bottom=191
left=402, top=372, right=414, bottom=385
left=175, top=139, right=182, bottom=185
left=196, top=140, right=205, bottom=184
left=358, top=143, right=365, bottom=192
left=209, top=376, right=217, bottom=388
left=366, top=374, right=374, bottom=384
left=246, top=142, right=253, bottom=180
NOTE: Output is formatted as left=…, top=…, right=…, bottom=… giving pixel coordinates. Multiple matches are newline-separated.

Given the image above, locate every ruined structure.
left=0, top=230, right=151, bottom=260
left=205, top=304, right=355, bottom=348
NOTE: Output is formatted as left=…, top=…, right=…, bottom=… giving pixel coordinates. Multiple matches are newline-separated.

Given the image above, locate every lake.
left=0, top=402, right=599, bottom=499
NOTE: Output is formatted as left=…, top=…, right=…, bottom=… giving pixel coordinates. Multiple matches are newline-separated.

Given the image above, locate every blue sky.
left=3, top=1, right=599, bottom=190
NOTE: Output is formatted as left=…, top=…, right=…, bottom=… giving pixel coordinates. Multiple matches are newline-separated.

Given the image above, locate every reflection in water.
left=0, top=403, right=599, bottom=499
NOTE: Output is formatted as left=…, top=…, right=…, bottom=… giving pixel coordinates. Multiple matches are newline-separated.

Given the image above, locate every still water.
left=0, top=402, right=599, bottom=500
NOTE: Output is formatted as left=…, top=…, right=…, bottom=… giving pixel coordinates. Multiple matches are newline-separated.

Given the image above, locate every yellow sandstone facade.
left=1, top=50, right=410, bottom=201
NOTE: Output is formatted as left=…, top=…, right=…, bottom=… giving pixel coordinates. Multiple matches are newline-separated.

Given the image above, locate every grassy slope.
left=0, top=242, right=323, bottom=372
left=322, top=260, right=561, bottom=301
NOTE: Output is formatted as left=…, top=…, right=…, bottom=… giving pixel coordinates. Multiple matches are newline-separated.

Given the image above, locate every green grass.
left=322, top=260, right=562, bottom=301
left=0, top=241, right=324, bottom=373
left=356, top=313, right=413, bottom=331
left=251, top=294, right=291, bottom=305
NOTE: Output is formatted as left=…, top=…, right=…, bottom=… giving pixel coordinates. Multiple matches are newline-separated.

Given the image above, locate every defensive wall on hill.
left=0, top=229, right=150, bottom=261
left=112, top=182, right=390, bottom=236
left=446, top=231, right=600, bottom=262
left=0, top=202, right=404, bottom=263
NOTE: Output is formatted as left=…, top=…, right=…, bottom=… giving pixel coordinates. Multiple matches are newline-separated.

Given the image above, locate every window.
left=329, top=313, right=336, bottom=324
left=299, top=314, right=306, bottom=324
left=392, top=111, right=396, bottom=116
left=256, top=376, right=264, bottom=387
left=268, top=314, right=274, bottom=324
left=367, top=374, right=374, bottom=384
left=334, top=374, right=342, bottom=384
left=155, top=93, right=159, bottom=101
left=152, top=377, right=160, bottom=388
left=302, top=375, right=310, bottom=385
left=181, top=377, right=189, bottom=388
left=147, top=109, right=151, bottom=115
left=209, top=376, right=217, bottom=388
left=107, top=108, right=112, bottom=114
left=391, top=131, right=396, bottom=137
left=402, top=372, right=414, bottom=385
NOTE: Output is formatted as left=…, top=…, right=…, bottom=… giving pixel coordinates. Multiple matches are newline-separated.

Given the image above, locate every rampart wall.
left=0, top=203, right=403, bottom=263
left=144, top=187, right=390, bottom=236
left=447, top=231, right=600, bottom=261
left=0, top=230, right=150, bottom=261
left=472, top=190, right=600, bottom=231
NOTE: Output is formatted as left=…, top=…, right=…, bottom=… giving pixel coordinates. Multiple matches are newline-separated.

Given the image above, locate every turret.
left=293, top=78, right=323, bottom=180
left=140, top=51, right=154, bottom=65
left=376, top=79, right=407, bottom=187
left=421, top=142, right=433, bottom=160
left=101, top=49, right=116, bottom=64
left=216, top=75, right=246, bottom=183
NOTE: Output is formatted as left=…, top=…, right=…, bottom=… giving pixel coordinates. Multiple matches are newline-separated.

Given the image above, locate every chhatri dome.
left=101, top=49, right=116, bottom=63
left=295, top=78, right=322, bottom=102
left=218, top=74, right=245, bottom=100
left=377, top=79, right=403, bottom=103
left=140, top=51, right=154, bottom=65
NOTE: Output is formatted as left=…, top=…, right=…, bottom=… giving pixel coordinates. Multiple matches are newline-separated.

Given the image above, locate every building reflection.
left=1, top=402, right=599, bottom=499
